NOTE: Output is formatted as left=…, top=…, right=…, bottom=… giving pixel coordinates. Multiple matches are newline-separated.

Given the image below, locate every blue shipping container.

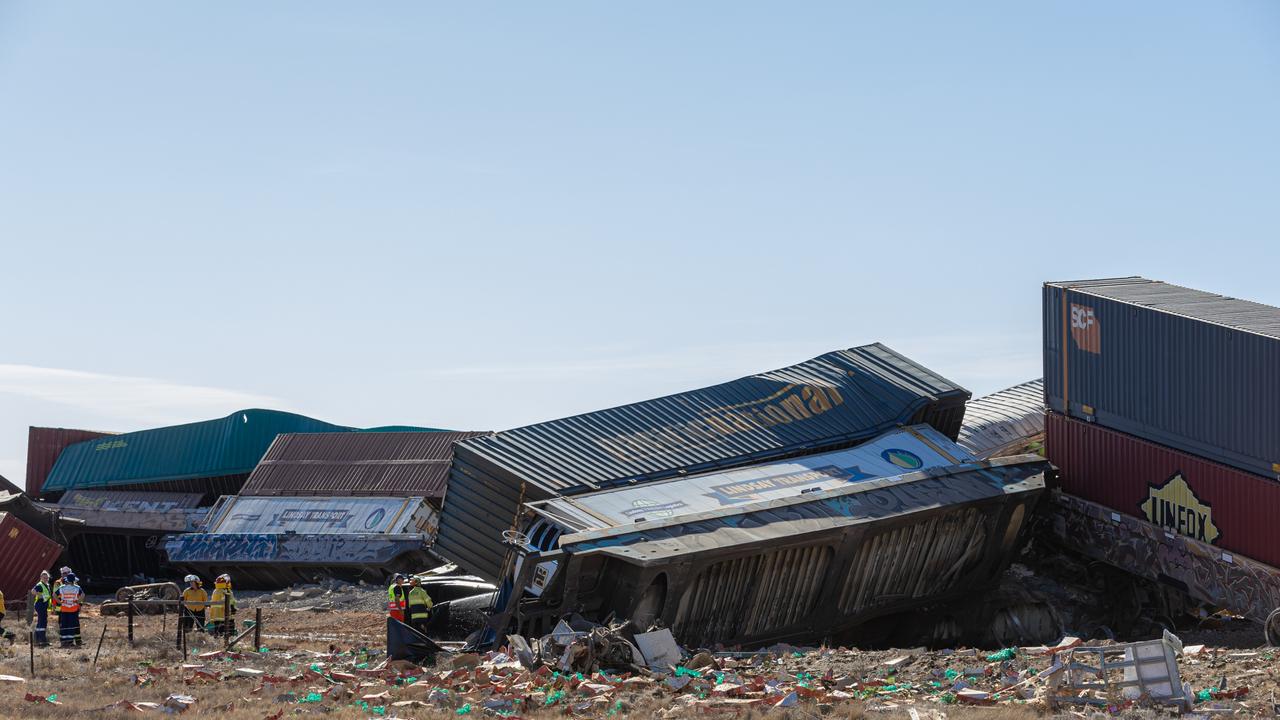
left=437, top=342, right=971, bottom=581
left=1044, top=277, right=1280, bottom=479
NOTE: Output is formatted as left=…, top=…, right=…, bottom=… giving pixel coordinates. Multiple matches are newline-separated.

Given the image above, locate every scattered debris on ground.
left=0, top=604, right=1270, bottom=718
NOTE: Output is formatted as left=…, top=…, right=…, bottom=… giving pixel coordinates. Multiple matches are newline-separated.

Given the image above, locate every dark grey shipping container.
left=1044, top=277, right=1280, bottom=479
left=437, top=342, right=971, bottom=581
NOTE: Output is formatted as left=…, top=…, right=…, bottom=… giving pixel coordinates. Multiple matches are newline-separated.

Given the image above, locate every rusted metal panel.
left=1047, top=411, right=1280, bottom=570
left=26, top=427, right=113, bottom=497
left=0, top=512, right=63, bottom=603
left=957, top=380, right=1045, bottom=459
left=240, top=431, right=487, bottom=501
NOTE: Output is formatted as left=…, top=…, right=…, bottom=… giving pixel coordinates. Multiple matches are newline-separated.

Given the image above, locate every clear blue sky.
left=2, top=2, right=1278, bottom=483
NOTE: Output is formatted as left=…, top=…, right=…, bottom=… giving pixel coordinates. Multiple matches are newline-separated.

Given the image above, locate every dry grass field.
left=0, top=604, right=1267, bottom=718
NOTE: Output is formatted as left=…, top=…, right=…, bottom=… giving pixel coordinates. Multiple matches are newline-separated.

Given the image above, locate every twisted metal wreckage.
left=485, top=426, right=1048, bottom=649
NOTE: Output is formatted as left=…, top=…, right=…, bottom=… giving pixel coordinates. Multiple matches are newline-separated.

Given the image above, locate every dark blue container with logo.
left=1044, top=277, right=1280, bottom=480
left=437, top=342, right=971, bottom=581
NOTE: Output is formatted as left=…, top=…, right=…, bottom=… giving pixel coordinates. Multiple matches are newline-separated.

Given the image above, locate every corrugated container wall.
left=0, top=513, right=63, bottom=603
left=956, top=379, right=1045, bottom=459
left=1047, top=411, right=1280, bottom=570
left=239, top=431, right=487, bottom=502
left=41, top=409, right=355, bottom=495
left=437, top=343, right=971, bottom=581
left=26, top=427, right=114, bottom=497
left=1044, top=278, right=1280, bottom=479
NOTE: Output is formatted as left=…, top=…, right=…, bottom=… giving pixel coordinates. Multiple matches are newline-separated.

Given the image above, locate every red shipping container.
left=0, top=513, right=63, bottom=605
left=25, top=427, right=113, bottom=497
left=1047, top=411, right=1280, bottom=569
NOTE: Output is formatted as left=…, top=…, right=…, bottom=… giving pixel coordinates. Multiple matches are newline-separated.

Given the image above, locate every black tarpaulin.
left=386, top=617, right=443, bottom=662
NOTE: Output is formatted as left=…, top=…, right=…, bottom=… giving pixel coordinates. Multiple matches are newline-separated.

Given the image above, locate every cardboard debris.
left=634, top=628, right=682, bottom=670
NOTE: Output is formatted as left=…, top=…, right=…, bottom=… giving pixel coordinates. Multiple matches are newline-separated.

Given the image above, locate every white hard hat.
left=60, top=566, right=72, bottom=575
left=184, top=574, right=198, bottom=583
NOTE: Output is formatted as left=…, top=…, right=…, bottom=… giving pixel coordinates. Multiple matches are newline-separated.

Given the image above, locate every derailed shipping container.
left=54, top=490, right=212, bottom=591
left=502, top=456, right=1046, bottom=647
left=956, top=380, right=1045, bottom=460
left=1047, top=411, right=1280, bottom=571
left=26, top=427, right=114, bottom=498
left=239, top=430, right=487, bottom=502
left=1044, top=277, right=1280, bottom=479
left=164, top=495, right=439, bottom=588
left=41, top=409, right=355, bottom=499
left=440, top=343, right=970, bottom=582
left=0, top=513, right=63, bottom=606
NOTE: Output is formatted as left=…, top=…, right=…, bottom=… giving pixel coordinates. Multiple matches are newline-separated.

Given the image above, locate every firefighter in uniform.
left=57, top=573, right=84, bottom=648
left=387, top=574, right=407, bottom=623
left=31, top=571, right=51, bottom=647
left=405, top=576, right=433, bottom=635
left=209, top=574, right=236, bottom=636
left=181, top=575, right=208, bottom=634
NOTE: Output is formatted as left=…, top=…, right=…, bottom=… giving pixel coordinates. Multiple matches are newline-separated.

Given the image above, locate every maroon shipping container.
left=0, top=512, right=63, bottom=605
left=1047, top=411, right=1280, bottom=569
left=26, top=427, right=113, bottom=497
left=239, top=431, right=488, bottom=502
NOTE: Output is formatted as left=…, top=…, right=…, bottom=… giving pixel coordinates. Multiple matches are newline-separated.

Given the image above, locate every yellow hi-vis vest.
left=209, top=587, right=235, bottom=621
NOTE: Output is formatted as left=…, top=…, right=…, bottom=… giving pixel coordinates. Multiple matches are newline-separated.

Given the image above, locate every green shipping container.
left=41, top=409, right=354, bottom=494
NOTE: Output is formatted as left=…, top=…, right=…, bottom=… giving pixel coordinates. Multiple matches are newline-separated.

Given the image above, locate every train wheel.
left=1264, top=608, right=1280, bottom=648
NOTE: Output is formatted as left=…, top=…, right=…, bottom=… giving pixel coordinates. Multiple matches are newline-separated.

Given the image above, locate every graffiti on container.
left=167, top=532, right=425, bottom=564
left=1140, top=472, right=1219, bottom=544
left=62, top=494, right=195, bottom=513
left=167, top=534, right=278, bottom=562
left=1050, top=494, right=1280, bottom=625
left=275, top=536, right=418, bottom=563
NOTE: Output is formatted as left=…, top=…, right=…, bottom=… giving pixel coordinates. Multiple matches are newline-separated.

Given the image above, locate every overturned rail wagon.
left=441, top=343, right=972, bottom=585
left=493, top=426, right=1048, bottom=648
left=164, top=495, right=440, bottom=588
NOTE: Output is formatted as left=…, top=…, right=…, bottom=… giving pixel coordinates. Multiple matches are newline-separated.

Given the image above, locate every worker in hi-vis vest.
left=208, top=574, right=237, bottom=636
left=387, top=573, right=408, bottom=622
left=181, top=575, right=208, bottom=634
left=57, top=573, right=85, bottom=648
left=31, top=571, right=51, bottom=647
left=405, top=576, right=433, bottom=635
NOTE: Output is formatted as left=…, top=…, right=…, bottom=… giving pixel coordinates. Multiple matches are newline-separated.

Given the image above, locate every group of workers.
left=28, top=566, right=86, bottom=648
left=180, top=573, right=237, bottom=636
left=18, top=567, right=426, bottom=650
left=21, top=569, right=238, bottom=649
left=387, top=573, right=433, bottom=634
